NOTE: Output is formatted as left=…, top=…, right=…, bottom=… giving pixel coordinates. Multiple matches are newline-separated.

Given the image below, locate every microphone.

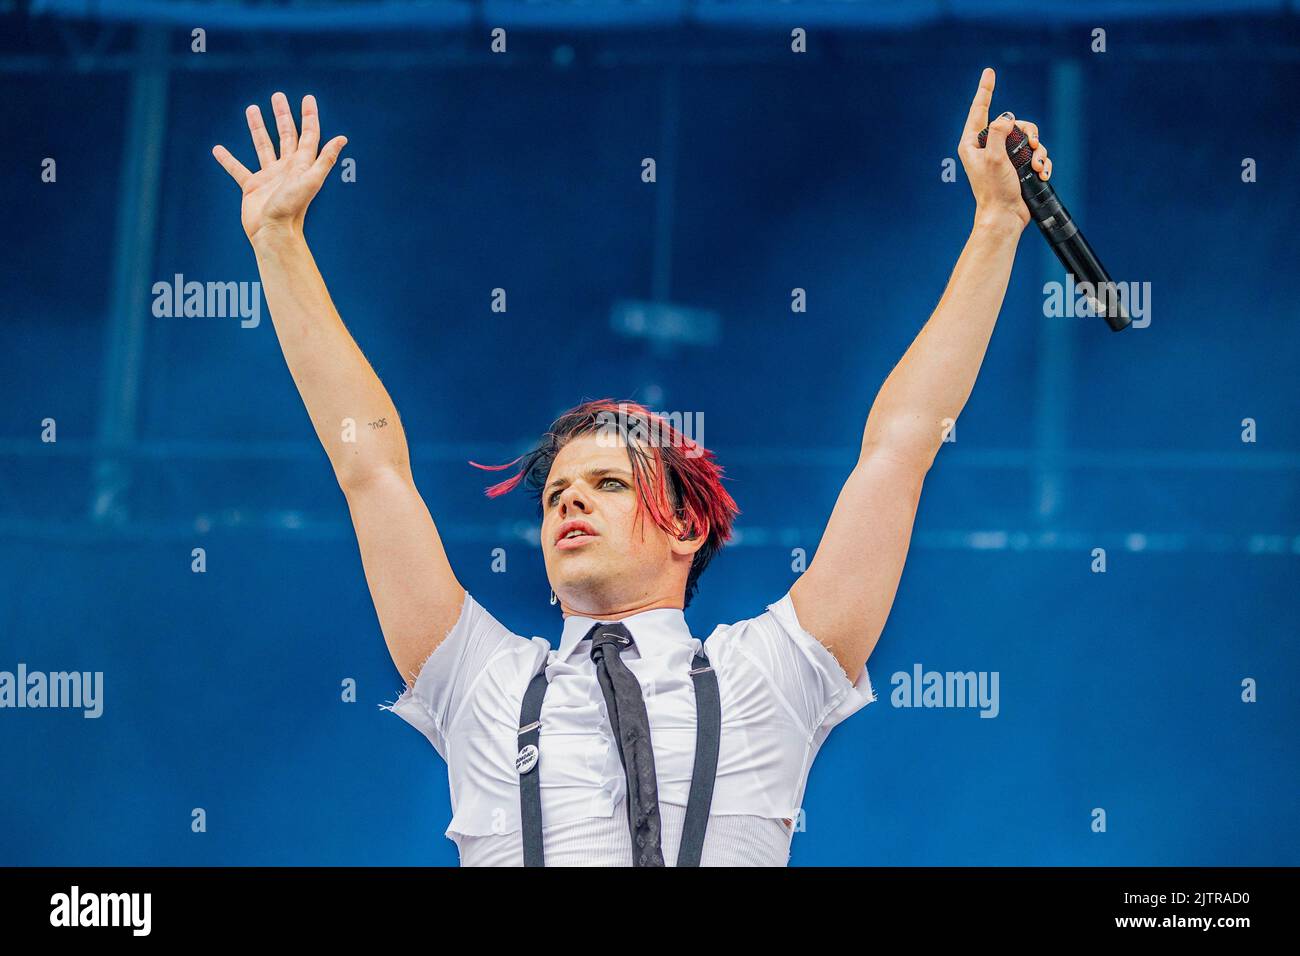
left=977, top=121, right=1130, bottom=332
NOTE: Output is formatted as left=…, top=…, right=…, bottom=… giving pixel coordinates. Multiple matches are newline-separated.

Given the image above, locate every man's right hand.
left=212, top=92, right=348, bottom=245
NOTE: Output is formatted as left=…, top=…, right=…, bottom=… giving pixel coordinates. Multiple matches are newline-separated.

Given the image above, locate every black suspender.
left=516, top=647, right=721, bottom=867
left=677, top=651, right=721, bottom=866
left=516, top=671, right=549, bottom=868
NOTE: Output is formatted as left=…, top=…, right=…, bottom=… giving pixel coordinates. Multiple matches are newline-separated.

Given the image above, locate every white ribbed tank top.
left=455, top=801, right=793, bottom=867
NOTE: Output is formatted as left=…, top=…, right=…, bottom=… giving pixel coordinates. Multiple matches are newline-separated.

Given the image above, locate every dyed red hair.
left=469, top=398, right=739, bottom=606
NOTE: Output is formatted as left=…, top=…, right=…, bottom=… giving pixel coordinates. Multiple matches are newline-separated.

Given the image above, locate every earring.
left=549, top=589, right=558, bottom=606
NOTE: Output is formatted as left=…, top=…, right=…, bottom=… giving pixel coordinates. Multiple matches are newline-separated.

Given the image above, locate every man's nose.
left=560, top=486, right=589, bottom=515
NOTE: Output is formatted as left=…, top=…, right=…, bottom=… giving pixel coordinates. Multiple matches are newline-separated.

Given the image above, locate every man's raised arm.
left=213, top=93, right=464, bottom=687
left=790, top=68, right=1052, bottom=683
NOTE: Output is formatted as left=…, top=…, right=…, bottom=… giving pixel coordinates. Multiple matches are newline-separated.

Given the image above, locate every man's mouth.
left=555, top=520, right=598, bottom=550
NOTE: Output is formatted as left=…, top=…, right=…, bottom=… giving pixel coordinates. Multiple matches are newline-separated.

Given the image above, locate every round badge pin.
left=516, top=744, right=539, bottom=775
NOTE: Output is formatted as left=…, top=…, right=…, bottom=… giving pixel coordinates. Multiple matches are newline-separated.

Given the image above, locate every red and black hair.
left=469, top=398, right=739, bottom=607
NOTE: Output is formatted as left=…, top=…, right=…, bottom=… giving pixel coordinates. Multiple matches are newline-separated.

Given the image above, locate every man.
left=212, top=68, right=1051, bottom=866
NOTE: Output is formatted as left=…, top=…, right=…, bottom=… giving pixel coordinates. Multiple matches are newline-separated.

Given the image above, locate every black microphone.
left=977, top=121, right=1130, bottom=332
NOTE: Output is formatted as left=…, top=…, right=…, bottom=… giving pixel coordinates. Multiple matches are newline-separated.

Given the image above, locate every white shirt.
left=385, top=589, right=876, bottom=866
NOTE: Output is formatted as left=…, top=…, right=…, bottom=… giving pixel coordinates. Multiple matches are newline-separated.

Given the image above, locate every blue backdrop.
left=1, top=1, right=1297, bottom=865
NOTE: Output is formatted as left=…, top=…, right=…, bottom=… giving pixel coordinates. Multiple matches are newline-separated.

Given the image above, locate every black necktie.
left=587, top=621, right=665, bottom=867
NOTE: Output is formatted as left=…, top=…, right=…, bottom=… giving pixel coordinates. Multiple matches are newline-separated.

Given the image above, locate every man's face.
left=540, top=433, right=697, bottom=615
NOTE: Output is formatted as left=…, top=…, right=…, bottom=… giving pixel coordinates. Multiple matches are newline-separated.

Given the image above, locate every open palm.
left=212, top=92, right=347, bottom=243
